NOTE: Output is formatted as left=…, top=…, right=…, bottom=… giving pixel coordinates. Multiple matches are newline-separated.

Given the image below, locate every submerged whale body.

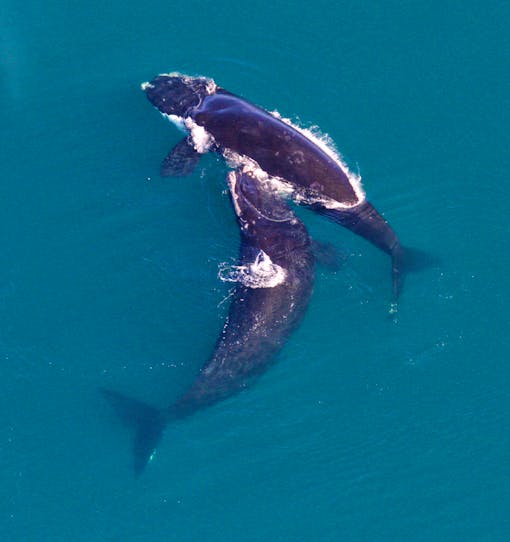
left=102, top=169, right=315, bottom=474
left=142, top=72, right=429, bottom=304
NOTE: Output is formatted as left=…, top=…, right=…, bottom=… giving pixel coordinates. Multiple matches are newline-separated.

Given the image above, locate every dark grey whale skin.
left=173, top=172, right=314, bottom=417
left=143, top=74, right=407, bottom=300
left=101, top=169, right=315, bottom=475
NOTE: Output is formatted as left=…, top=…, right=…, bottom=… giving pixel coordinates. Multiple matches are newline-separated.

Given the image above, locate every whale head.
left=141, top=73, right=216, bottom=117
left=228, top=169, right=310, bottom=260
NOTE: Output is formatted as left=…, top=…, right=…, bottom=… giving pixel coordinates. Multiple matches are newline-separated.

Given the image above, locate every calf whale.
left=102, top=169, right=315, bottom=474
left=142, top=72, right=425, bottom=306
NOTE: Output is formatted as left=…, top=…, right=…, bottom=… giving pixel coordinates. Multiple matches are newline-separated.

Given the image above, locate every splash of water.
left=218, top=250, right=287, bottom=288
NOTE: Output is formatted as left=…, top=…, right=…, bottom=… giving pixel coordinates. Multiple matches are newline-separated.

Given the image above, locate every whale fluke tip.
left=100, top=388, right=166, bottom=476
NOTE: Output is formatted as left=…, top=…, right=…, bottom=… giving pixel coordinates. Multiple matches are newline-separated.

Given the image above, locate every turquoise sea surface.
left=1, top=1, right=509, bottom=541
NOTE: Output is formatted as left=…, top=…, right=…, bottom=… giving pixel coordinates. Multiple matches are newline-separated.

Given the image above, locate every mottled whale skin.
left=142, top=73, right=410, bottom=302
left=102, top=169, right=314, bottom=474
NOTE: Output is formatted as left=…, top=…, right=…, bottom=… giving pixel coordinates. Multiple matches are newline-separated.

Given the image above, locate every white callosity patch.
left=141, top=72, right=218, bottom=149
left=218, top=250, right=287, bottom=289
left=157, top=72, right=217, bottom=95
left=140, top=72, right=217, bottom=95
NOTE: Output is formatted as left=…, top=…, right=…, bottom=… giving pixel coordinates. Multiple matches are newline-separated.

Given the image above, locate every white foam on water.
left=160, top=114, right=215, bottom=153
left=184, top=117, right=215, bottom=153
left=225, top=151, right=295, bottom=201
left=162, top=113, right=186, bottom=132
left=227, top=169, right=296, bottom=227
left=291, top=188, right=355, bottom=210
left=218, top=250, right=287, bottom=289
left=224, top=150, right=267, bottom=178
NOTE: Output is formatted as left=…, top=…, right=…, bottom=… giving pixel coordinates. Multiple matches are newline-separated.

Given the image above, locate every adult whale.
left=142, top=73, right=424, bottom=305
left=102, top=169, right=315, bottom=475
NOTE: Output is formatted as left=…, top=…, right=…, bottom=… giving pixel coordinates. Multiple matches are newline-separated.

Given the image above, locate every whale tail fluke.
left=100, top=388, right=166, bottom=476
left=308, top=202, right=439, bottom=303
left=392, top=244, right=440, bottom=302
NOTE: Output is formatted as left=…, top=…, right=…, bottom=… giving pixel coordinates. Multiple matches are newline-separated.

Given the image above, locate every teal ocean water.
left=1, top=1, right=509, bottom=540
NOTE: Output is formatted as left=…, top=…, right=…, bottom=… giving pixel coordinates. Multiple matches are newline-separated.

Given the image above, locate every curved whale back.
left=172, top=169, right=315, bottom=415
left=194, top=91, right=362, bottom=206
left=101, top=169, right=315, bottom=474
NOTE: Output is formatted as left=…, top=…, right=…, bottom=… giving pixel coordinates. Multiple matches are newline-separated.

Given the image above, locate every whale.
left=141, top=72, right=427, bottom=307
left=102, top=168, right=315, bottom=474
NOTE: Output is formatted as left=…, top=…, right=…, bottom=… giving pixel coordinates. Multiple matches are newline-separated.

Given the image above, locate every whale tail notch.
left=100, top=388, right=167, bottom=476
left=308, top=202, right=439, bottom=303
